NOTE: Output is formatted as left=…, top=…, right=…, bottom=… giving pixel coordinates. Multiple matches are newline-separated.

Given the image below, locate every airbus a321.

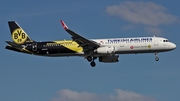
left=5, top=20, right=176, bottom=67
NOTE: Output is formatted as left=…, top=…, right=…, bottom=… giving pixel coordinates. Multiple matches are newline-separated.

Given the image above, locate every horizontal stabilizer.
left=5, top=41, right=23, bottom=50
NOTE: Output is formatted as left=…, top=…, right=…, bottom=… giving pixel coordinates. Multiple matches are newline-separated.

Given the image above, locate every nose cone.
left=171, top=43, right=176, bottom=50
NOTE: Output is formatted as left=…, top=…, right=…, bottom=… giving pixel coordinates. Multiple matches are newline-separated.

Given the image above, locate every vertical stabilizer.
left=8, top=21, right=34, bottom=44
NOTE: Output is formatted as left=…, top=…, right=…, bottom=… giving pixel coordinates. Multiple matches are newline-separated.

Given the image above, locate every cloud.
left=110, top=89, right=156, bottom=101
left=52, top=89, right=101, bottom=101
left=122, top=25, right=135, bottom=30
left=145, top=27, right=162, bottom=35
left=106, top=1, right=177, bottom=26
left=106, top=1, right=178, bottom=35
left=51, top=89, right=156, bottom=101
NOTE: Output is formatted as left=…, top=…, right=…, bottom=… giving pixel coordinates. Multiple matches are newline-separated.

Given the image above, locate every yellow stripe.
left=23, top=48, right=34, bottom=54
left=54, top=40, right=83, bottom=52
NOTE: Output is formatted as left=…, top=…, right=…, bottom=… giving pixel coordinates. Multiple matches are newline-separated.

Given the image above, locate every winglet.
left=60, top=20, right=68, bottom=30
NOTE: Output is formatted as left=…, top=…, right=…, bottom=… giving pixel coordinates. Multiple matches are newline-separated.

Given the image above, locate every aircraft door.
left=120, top=42, right=124, bottom=47
left=32, top=43, right=37, bottom=51
left=154, top=38, right=159, bottom=46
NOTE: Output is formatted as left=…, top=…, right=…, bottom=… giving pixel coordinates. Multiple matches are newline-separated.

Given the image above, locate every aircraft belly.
left=114, top=43, right=170, bottom=54
left=37, top=46, right=78, bottom=55
left=41, top=52, right=85, bottom=57
left=115, top=45, right=171, bottom=54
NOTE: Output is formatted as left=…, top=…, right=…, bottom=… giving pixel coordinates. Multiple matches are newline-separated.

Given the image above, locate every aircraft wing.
left=60, top=20, right=100, bottom=51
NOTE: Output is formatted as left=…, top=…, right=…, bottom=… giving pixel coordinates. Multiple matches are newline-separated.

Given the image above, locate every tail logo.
left=12, top=28, right=27, bottom=44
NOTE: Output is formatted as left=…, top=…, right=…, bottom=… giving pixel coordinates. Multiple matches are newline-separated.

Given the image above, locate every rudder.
left=8, top=21, right=34, bottom=44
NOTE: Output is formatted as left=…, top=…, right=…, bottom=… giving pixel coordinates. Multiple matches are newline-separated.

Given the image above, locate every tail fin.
left=8, top=21, right=34, bottom=44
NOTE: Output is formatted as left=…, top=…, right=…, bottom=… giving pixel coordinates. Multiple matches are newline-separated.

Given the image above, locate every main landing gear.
left=155, top=52, right=159, bottom=61
left=86, top=56, right=97, bottom=67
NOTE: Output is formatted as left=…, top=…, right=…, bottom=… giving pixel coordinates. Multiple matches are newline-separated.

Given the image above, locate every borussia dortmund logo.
left=12, top=28, right=27, bottom=44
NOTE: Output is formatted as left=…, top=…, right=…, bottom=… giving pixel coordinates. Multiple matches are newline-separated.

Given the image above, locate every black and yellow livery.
left=5, top=21, right=120, bottom=67
left=5, top=21, right=177, bottom=67
left=6, top=21, right=84, bottom=57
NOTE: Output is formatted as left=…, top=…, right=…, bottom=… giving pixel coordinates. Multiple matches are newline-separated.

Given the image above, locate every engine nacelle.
left=99, top=55, right=119, bottom=63
left=95, top=46, right=115, bottom=54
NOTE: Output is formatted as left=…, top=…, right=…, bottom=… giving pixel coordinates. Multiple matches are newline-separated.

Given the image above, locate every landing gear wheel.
left=155, top=57, right=159, bottom=61
left=87, top=56, right=92, bottom=62
left=90, top=61, right=96, bottom=67
left=154, top=52, right=159, bottom=61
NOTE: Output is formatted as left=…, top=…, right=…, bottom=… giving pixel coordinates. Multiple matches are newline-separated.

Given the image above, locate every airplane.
left=5, top=20, right=176, bottom=67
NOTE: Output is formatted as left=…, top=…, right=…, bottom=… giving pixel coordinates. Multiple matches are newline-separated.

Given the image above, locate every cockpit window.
left=163, top=40, right=169, bottom=42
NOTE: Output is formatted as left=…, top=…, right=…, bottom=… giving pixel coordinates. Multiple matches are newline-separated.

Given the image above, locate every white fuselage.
left=92, top=37, right=176, bottom=54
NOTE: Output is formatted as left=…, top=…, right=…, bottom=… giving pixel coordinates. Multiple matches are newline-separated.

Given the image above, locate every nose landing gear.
left=155, top=52, right=159, bottom=61
left=155, top=57, right=159, bottom=61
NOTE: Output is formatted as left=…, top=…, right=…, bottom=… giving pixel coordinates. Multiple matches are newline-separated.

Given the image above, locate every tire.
left=87, top=56, right=92, bottom=62
left=155, top=57, right=159, bottom=61
left=90, top=62, right=96, bottom=67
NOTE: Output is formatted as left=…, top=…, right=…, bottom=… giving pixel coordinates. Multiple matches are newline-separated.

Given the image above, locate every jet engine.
left=95, top=46, right=115, bottom=54
left=99, top=55, right=119, bottom=63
